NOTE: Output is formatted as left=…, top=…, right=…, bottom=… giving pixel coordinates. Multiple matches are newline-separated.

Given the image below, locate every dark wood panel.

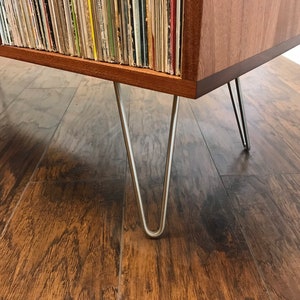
left=119, top=91, right=268, bottom=299
left=222, top=174, right=300, bottom=299
left=0, top=181, right=124, bottom=299
left=195, top=35, right=300, bottom=98
left=180, top=0, right=203, bottom=81
left=194, top=0, right=300, bottom=81
left=0, top=87, right=75, bottom=235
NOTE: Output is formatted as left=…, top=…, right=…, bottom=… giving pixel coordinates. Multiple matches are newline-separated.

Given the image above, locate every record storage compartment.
left=0, top=0, right=299, bottom=99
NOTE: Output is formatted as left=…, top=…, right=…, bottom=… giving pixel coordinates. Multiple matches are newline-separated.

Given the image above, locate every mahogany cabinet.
left=1, top=0, right=299, bottom=99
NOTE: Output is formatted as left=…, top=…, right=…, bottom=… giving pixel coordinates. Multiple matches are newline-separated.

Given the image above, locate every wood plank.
left=0, top=85, right=76, bottom=235
left=222, top=174, right=300, bottom=299
left=190, top=57, right=300, bottom=175
left=27, top=66, right=83, bottom=89
left=180, top=0, right=203, bottom=81
left=0, top=56, right=11, bottom=68
left=0, top=57, right=43, bottom=108
left=119, top=89, right=269, bottom=299
left=0, top=65, right=126, bottom=298
left=0, top=180, right=124, bottom=299
left=267, top=56, right=300, bottom=93
left=241, top=57, right=300, bottom=157
left=33, top=76, right=126, bottom=182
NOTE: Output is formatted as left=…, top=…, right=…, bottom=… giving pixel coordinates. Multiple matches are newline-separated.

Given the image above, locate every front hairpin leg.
left=113, top=82, right=179, bottom=238
left=227, top=78, right=251, bottom=151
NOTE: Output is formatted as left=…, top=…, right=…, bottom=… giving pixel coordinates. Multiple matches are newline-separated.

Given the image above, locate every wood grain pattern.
left=190, top=56, right=300, bottom=176
left=193, top=0, right=300, bottom=81
left=27, top=67, right=83, bottom=89
left=0, top=181, right=123, bottom=299
left=0, top=58, right=43, bottom=108
left=33, top=76, right=126, bottom=182
left=241, top=58, right=300, bottom=158
left=0, top=51, right=299, bottom=299
left=0, top=85, right=76, bottom=235
left=180, top=0, right=203, bottom=81
left=119, top=89, right=268, bottom=299
left=268, top=56, right=300, bottom=93
left=222, top=174, right=300, bottom=299
left=194, top=34, right=300, bottom=98
left=1, top=1, right=299, bottom=98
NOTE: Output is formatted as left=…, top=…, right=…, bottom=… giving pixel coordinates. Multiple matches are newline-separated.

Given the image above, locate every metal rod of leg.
left=235, top=78, right=250, bottom=150
left=113, top=82, right=179, bottom=238
left=227, top=78, right=251, bottom=150
left=227, top=81, right=246, bottom=146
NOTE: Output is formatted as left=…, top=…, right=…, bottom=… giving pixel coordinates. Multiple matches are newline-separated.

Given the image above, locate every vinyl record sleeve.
left=2, top=1, right=19, bottom=46
left=62, top=0, right=76, bottom=56
left=175, top=0, right=182, bottom=75
left=43, top=0, right=57, bottom=51
left=0, top=1, right=12, bottom=45
left=126, top=0, right=136, bottom=66
left=48, top=0, right=62, bottom=52
left=131, top=0, right=141, bottom=66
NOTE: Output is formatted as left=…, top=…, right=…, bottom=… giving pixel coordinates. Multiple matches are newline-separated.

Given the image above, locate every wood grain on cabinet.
left=1, top=1, right=299, bottom=98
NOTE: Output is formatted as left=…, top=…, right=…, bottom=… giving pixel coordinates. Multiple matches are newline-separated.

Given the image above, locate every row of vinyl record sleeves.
left=0, top=0, right=183, bottom=75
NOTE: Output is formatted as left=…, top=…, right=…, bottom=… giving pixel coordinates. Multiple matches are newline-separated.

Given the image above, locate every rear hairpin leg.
left=113, top=82, right=179, bottom=238
left=227, top=77, right=251, bottom=150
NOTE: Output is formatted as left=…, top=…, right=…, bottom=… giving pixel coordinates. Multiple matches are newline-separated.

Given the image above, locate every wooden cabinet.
left=1, top=0, right=300, bottom=99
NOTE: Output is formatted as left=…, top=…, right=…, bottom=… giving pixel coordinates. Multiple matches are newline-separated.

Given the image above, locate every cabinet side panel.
left=195, top=0, right=300, bottom=81
left=180, top=0, right=204, bottom=81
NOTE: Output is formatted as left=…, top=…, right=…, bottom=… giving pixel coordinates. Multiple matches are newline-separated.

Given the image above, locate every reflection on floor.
left=0, top=55, right=299, bottom=299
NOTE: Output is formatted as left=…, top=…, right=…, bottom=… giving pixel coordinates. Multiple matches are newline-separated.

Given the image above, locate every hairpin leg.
left=113, top=82, right=179, bottom=238
left=227, top=78, right=251, bottom=150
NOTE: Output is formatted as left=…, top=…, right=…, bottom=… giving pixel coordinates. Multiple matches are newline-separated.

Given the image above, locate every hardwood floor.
left=0, top=55, right=299, bottom=299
